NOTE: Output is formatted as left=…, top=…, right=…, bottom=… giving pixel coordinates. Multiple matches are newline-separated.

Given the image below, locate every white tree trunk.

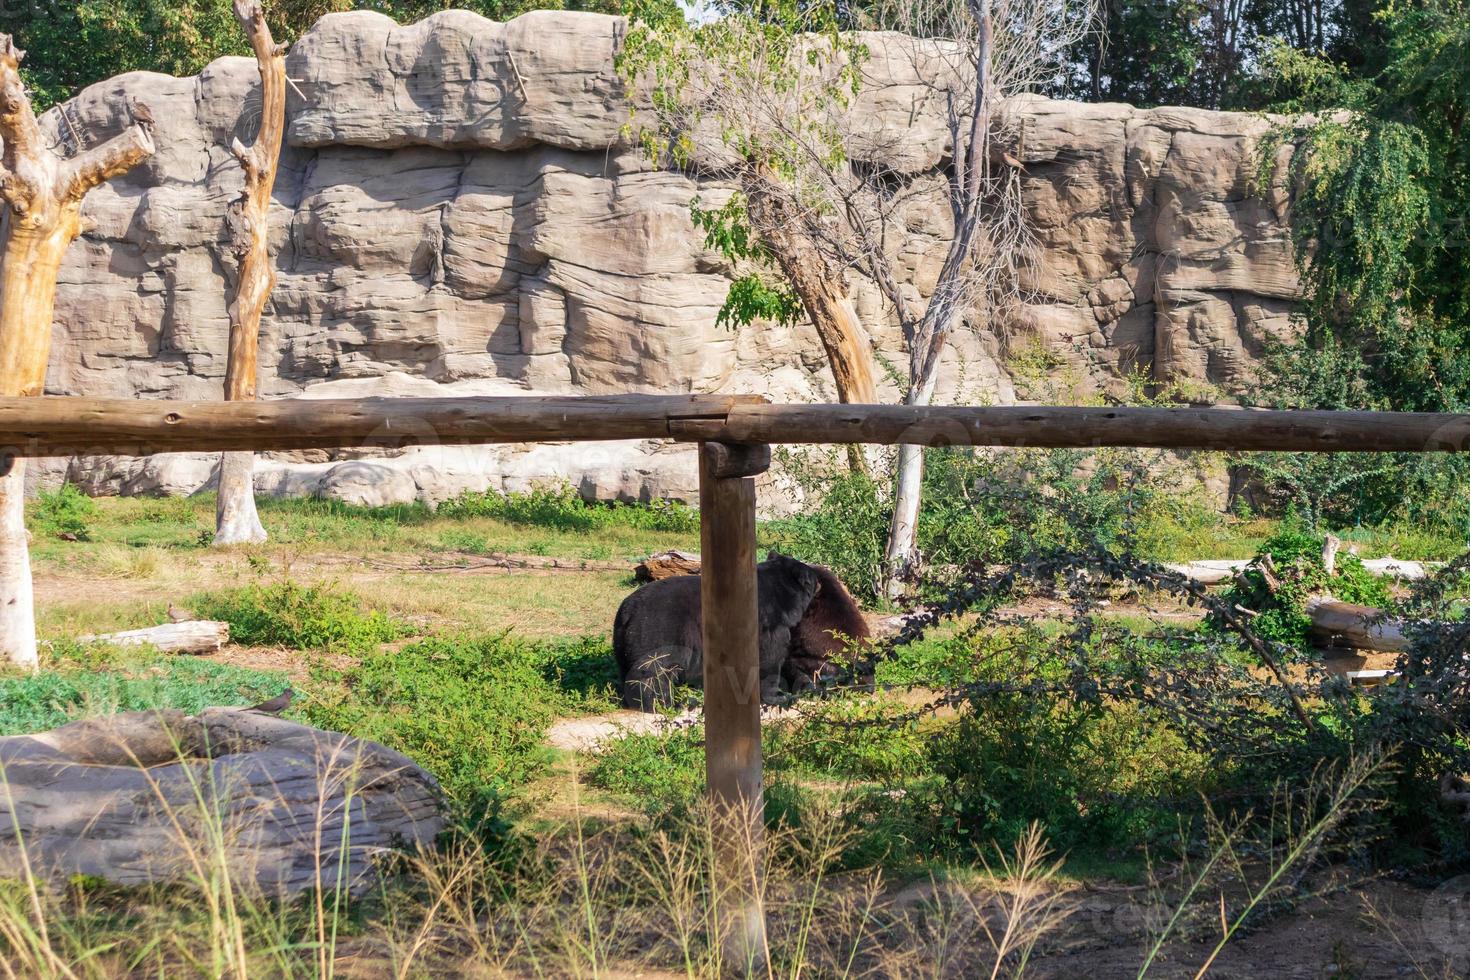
left=0, top=461, right=38, bottom=669
left=881, top=355, right=946, bottom=599
left=212, top=450, right=266, bottom=546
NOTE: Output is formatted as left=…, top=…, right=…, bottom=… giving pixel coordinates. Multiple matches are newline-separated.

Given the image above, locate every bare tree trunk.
left=0, top=463, right=36, bottom=669
left=213, top=0, right=285, bottom=547
left=881, top=0, right=994, bottom=599
left=0, top=36, right=153, bottom=666
left=744, top=173, right=877, bottom=475
left=881, top=328, right=948, bottom=599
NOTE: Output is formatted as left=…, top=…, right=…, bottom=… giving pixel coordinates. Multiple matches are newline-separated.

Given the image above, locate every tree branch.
left=0, top=34, right=40, bottom=207
left=231, top=0, right=287, bottom=184
left=62, top=101, right=155, bottom=200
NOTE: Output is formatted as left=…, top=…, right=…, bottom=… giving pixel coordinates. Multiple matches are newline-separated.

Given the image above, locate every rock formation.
left=29, top=11, right=1299, bottom=506
left=0, top=707, right=444, bottom=894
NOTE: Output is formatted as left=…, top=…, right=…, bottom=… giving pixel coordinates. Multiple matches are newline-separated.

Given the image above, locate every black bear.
left=783, top=565, right=870, bottom=693
left=613, top=554, right=820, bottom=711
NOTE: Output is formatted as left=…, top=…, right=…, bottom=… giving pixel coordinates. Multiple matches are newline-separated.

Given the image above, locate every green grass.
left=191, top=580, right=406, bottom=654
left=28, top=489, right=702, bottom=569
left=0, top=645, right=286, bottom=736
left=305, top=633, right=618, bottom=823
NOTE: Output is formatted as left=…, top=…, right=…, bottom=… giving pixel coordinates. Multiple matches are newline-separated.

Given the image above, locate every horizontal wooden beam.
left=0, top=396, right=1467, bottom=457
left=0, top=394, right=758, bottom=457
left=671, top=404, right=1470, bottom=453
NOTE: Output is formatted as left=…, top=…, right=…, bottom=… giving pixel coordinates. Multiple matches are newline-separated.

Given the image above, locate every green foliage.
left=1216, top=521, right=1394, bottom=646
left=190, top=580, right=403, bottom=653
left=689, top=195, right=803, bottom=330
left=718, top=273, right=803, bottom=330
left=1247, top=0, right=1470, bottom=532
left=437, top=484, right=699, bottom=535
left=0, top=654, right=285, bottom=735
left=768, top=445, right=1222, bottom=603
left=304, top=633, right=576, bottom=822
left=587, top=724, right=706, bottom=811
left=919, top=696, right=1208, bottom=856
left=30, top=484, right=99, bottom=541
left=769, top=696, right=928, bottom=782
left=765, top=453, right=890, bottom=600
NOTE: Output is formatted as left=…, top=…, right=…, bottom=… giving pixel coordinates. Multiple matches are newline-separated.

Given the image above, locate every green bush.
left=437, top=484, right=699, bottom=535
left=917, top=694, right=1211, bottom=858
left=768, top=446, right=1200, bottom=603
left=537, top=635, right=621, bottom=712
left=587, top=724, right=706, bottom=811
left=30, top=483, right=99, bottom=541
left=1216, top=520, right=1395, bottom=646
left=769, top=696, right=929, bottom=783
left=191, top=581, right=403, bottom=653
left=304, top=633, right=572, bottom=823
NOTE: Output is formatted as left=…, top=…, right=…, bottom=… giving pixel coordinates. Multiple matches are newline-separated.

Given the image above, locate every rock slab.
left=0, top=708, right=445, bottom=894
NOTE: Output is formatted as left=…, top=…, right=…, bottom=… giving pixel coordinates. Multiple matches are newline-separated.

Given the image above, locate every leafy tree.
left=1248, top=0, right=1470, bottom=532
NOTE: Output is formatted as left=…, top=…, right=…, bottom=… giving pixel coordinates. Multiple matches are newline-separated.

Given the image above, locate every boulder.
left=0, top=708, right=445, bottom=894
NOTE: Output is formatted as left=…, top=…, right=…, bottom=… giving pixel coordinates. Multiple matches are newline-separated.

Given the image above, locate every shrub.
left=587, top=724, right=706, bottom=810
left=30, top=483, right=98, bottom=541
left=191, top=581, right=403, bottom=653
left=1215, top=520, right=1394, bottom=646
left=437, top=484, right=699, bottom=535
left=918, top=695, right=1210, bottom=857
left=537, top=635, right=620, bottom=712
left=769, top=695, right=929, bottom=783
left=304, top=633, right=572, bottom=824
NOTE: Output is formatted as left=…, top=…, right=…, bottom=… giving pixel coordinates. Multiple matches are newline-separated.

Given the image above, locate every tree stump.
left=0, top=708, right=444, bottom=894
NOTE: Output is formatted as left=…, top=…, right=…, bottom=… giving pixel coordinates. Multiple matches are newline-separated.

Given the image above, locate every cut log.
left=1359, top=557, right=1438, bottom=580
left=1165, top=556, right=1441, bottom=584
left=1304, top=596, right=1409, bottom=653
left=0, top=708, right=444, bottom=893
left=635, top=550, right=702, bottom=582
left=1164, top=559, right=1249, bottom=584
left=79, top=620, right=230, bottom=654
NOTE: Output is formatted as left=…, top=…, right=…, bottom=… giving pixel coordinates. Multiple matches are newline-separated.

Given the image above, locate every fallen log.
left=1164, top=559, right=1248, bottom=584
left=1165, top=555, right=1440, bottom=584
left=79, top=620, right=230, bottom=654
left=635, top=550, right=702, bottom=582
left=1304, top=596, right=1409, bottom=653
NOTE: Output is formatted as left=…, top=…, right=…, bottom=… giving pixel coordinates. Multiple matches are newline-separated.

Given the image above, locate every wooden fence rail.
left=2, top=395, right=1469, bottom=457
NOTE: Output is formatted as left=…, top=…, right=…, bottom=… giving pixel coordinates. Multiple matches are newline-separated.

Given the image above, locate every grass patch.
left=0, top=646, right=285, bottom=735
left=304, top=633, right=609, bottom=823
left=438, top=485, right=700, bottom=535
left=191, top=580, right=404, bottom=654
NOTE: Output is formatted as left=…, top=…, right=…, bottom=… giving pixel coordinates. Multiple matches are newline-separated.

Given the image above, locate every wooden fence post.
left=698, top=440, right=771, bottom=973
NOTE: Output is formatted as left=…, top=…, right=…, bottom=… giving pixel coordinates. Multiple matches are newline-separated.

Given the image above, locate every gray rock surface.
left=0, top=708, right=444, bottom=894
left=34, top=11, right=1299, bottom=505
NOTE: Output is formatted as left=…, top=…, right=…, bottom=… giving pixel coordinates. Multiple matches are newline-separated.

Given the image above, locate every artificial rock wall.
left=33, top=10, right=1298, bottom=506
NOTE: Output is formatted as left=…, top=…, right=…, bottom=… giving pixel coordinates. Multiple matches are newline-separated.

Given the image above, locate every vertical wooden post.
left=698, top=440, right=771, bottom=973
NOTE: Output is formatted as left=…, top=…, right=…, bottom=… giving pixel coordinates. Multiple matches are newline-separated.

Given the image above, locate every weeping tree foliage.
left=1247, top=0, right=1470, bottom=533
